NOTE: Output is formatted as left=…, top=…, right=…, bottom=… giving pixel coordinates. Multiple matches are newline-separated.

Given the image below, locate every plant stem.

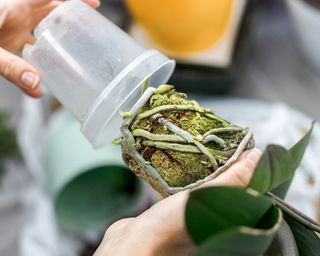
left=151, top=114, right=194, bottom=143
left=203, top=127, right=242, bottom=137
left=202, top=135, right=227, bottom=147
left=151, top=114, right=218, bottom=169
left=137, top=104, right=206, bottom=120
left=204, top=113, right=229, bottom=125
left=193, top=140, right=218, bottom=170
left=132, top=129, right=187, bottom=143
left=142, top=140, right=234, bottom=158
left=143, top=140, right=200, bottom=153
left=123, top=87, right=156, bottom=126
left=267, top=192, right=320, bottom=233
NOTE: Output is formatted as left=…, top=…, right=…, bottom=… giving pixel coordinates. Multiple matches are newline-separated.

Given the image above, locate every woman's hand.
left=0, top=0, right=100, bottom=97
left=94, top=149, right=262, bottom=256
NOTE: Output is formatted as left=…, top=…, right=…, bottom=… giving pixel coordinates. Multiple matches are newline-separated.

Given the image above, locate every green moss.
left=141, top=147, right=211, bottom=187
left=127, top=86, right=250, bottom=187
left=132, top=89, right=226, bottom=136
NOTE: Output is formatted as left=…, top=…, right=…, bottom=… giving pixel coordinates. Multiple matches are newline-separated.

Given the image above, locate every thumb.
left=0, top=47, right=42, bottom=98
left=204, top=149, right=262, bottom=188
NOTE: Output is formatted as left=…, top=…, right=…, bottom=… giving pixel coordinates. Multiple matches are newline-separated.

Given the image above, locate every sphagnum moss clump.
left=120, top=85, right=254, bottom=196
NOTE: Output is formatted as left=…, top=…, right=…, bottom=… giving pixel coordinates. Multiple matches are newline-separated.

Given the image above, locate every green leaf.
left=284, top=212, right=320, bottom=256
left=188, top=199, right=282, bottom=256
left=249, top=145, right=290, bottom=194
left=264, top=219, right=298, bottom=256
left=270, top=179, right=292, bottom=199
left=193, top=227, right=275, bottom=256
left=249, top=123, right=314, bottom=194
left=289, top=123, right=314, bottom=171
left=185, top=187, right=274, bottom=244
left=185, top=124, right=315, bottom=255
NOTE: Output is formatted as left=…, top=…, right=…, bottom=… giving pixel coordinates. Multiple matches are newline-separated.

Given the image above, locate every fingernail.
left=245, top=149, right=261, bottom=167
left=20, top=71, right=39, bottom=90
left=91, top=0, right=100, bottom=7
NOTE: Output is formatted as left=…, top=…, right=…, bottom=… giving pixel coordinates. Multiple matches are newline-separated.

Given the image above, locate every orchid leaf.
left=249, top=123, right=314, bottom=195
left=185, top=187, right=273, bottom=244
left=193, top=218, right=279, bottom=256
left=284, top=213, right=320, bottom=256
left=185, top=124, right=315, bottom=256
left=185, top=187, right=282, bottom=255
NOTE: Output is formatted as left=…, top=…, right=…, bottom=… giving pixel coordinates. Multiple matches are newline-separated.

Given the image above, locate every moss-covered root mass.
left=124, top=85, right=254, bottom=188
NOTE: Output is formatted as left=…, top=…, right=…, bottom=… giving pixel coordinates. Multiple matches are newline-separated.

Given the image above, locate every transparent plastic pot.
left=22, top=0, right=175, bottom=148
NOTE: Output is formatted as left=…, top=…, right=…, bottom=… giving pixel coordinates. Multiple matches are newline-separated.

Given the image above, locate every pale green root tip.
left=155, top=84, right=174, bottom=94
left=112, top=138, right=122, bottom=145
left=123, top=112, right=132, bottom=118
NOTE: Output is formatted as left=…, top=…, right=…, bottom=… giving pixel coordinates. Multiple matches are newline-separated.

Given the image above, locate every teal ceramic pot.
left=45, top=110, right=148, bottom=232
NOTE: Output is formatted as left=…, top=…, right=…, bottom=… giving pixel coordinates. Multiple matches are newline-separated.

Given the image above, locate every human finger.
left=81, top=0, right=101, bottom=8
left=203, top=149, right=262, bottom=188
left=0, top=47, right=42, bottom=97
left=31, top=1, right=62, bottom=28
left=27, top=0, right=53, bottom=8
left=31, top=0, right=100, bottom=28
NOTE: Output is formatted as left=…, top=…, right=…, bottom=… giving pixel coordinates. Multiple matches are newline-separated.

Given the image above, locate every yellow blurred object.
left=125, top=0, right=234, bottom=57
